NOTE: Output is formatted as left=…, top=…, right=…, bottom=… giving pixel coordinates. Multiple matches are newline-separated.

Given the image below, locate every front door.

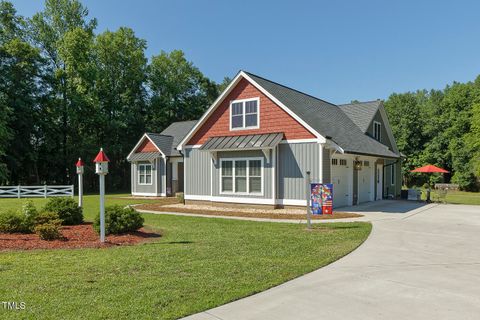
left=376, top=164, right=383, bottom=200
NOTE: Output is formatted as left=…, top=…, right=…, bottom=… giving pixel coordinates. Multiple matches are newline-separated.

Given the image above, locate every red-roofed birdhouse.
left=93, top=148, right=110, bottom=175
left=76, top=158, right=85, bottom=174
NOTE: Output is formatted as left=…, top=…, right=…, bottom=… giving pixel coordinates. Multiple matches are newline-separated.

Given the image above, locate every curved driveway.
left=184, top=202, right=480, bottom=320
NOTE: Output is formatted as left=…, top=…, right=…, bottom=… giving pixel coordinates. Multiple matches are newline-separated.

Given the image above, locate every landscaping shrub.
left=43, top=197, right=83, bottom=225
left=21, top=200, right=39, bottom=229
left=35, top=211, right=62, bottom=226
left=0, top=210, right=33, bottom=233
left=34, top=221, right=62, bottom=240
left=94, top=205, right=144, bottom=235
left=22, top=200, right=38, bottom=219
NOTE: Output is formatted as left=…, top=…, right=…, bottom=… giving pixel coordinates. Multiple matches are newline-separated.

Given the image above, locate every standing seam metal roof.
left=200, top=133, right=284, bottom=151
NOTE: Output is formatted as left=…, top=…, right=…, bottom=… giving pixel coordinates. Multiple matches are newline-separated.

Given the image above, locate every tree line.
left=384, top=77, right=480, bottom=190
left=1, top=0, right=478, bottom=192
left=0, top=0, right=229, bottom=191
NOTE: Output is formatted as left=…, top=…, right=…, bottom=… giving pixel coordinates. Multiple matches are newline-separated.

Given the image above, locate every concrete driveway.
left=184, top=202, right=480, bottom=320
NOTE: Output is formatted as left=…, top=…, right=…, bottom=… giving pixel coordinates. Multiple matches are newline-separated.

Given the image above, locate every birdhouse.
left=93, top=148, right=110, bottom=175
left=76, top=158, right=85, bottom=174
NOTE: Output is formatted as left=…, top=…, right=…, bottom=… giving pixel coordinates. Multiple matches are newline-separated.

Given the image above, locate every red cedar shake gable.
left=135, top=138, right=158, bottom=153
left=187, top=78, right=315, bottom=145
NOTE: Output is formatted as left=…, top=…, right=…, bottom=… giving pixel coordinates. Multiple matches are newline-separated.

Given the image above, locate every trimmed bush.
left=94, top=205, right=144, bottom=235
left=43, top=198, right=83, bottom=225
left=0, top=210, right=33, bottom=233
left=22, top=200, right=38, bottom=220
left=34, top=221, right=62, bottom=240
left=35, top=211, right=62, bottom=226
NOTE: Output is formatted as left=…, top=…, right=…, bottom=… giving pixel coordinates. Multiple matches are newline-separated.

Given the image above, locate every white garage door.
left=358, top=162, right=373, bottom=203
left=331, top=159, right=350, bottom=208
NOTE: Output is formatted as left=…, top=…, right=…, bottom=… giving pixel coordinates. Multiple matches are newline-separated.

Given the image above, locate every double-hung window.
left=373, top=121, right=381, bottom=141
left=221, top=158, right=263, bottom=194
left=230, top=98, right=259, bottom=130
left=138, top=164, right=152, bottom=185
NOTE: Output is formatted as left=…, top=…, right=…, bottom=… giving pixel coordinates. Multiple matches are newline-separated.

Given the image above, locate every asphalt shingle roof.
left=145, top=133, right=174, bottom=156
left=160, top=120, right=198, bottom=156
left=244, top=72, right=399, bottom=158
left=128, top=121, right=197, bottom=160
left=339, top=100, right=381, bottom=133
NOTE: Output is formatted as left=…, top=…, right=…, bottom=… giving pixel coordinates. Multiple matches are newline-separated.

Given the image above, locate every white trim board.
left=132, top=192, right=166, bottom=197
left=177, top=71, right=326, bottom=150
left=127, top=133, right=166, bottom=160
left=184, top=194, right=308, bottom=206
left=378, top=103, right=399, bottom=153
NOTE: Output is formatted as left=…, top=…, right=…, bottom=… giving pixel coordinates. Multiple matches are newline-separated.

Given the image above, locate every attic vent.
left=339, top=159, right=347, bottom=166
left=331, top=159, right=338, bottom=166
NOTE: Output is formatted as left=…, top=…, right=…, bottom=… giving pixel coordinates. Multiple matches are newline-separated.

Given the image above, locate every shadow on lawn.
left=143, top=240, right=194, bottom=245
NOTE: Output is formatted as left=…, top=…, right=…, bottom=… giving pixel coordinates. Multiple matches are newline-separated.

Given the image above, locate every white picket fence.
left=0, top=185, right=74, bottom=198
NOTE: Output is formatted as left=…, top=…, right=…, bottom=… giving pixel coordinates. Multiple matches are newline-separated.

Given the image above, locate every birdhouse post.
left=75, top=158, right=85, bottom=208
left=93, top=148, right=110, bottom=243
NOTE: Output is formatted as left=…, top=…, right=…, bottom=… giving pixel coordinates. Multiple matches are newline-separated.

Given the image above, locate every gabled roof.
left=160, top=120, right=198, bottom=156
left=145, top=133, right=174, bottom=156
left=339, top=100, right=381, bottom=133
left=127, top=120, right=198, bottom=161
left=244, top=72, right=399, bottom=158
left=177, top=70, right=399, bottom=159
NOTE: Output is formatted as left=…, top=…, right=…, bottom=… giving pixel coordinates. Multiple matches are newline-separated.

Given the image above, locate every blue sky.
left=11, top=0, right=480, bottom=103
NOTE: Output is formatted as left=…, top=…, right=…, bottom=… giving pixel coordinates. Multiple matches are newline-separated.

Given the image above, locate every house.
left=129, top=71, right=402, bottom=207
left=127, top=120, right=197, bottom=197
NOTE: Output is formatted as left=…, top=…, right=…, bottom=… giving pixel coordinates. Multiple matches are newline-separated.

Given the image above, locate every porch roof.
left=127, top=152, right=161, bottom=162
left=200, top=133, right=284, bottom=151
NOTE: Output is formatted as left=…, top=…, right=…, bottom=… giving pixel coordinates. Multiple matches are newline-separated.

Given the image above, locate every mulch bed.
left=136, top=203, right=363, bottom=220
left=0, top=223, right=161, bottom=251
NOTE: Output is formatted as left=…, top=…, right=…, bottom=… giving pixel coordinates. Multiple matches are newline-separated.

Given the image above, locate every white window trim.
left=390, top=164, right=395, bottom=185
left=220, top=157, right=264, bottom=196
left=229, top=97, right=260, bottom=131
left=138, top=163, right=153, bottom=186
left=373, top=121, right=381, bottom=141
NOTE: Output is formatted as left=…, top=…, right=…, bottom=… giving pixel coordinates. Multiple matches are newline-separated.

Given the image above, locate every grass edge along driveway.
left=0, top=210, right=371, bottom=320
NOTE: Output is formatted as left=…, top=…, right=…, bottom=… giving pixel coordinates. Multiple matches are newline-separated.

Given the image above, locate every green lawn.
left=436, top=190, right=480, bottom=205
left=420, top=190, right=480, bottom=205
left=0, top=195, right=371, bottom=319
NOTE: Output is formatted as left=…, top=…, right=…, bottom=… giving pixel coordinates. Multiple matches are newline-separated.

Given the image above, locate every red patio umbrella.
left=410, top=164, right=449, bottom=173
left=410, top=164, right=449, bottom=202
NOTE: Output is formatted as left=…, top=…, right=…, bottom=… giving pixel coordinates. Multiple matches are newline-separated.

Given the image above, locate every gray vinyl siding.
left=132, top=161, right=158, bottom=193
left=384, top=159, right=401, bottom=198
left=184, top=148, right=211, bottom=196
left=367, top=111, right=394, bottom=150
left=132, top=160, right=161, bottom=194
left=278, top=143, right=320, bottom=200
left=212, top=150, right=272, bottom=199
left=322, top=147, right=331, bottom=184
left=158, top=159, right=165, bottom=195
